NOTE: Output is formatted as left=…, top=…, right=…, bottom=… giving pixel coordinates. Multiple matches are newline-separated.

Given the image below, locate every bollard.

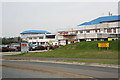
left=21, top=51, right=22, bottom=55
left=47, top=46, right=50, bottom=51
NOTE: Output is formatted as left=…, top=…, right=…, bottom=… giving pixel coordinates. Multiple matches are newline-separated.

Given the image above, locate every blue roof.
left=78, top=15, right=120, bottom=26
left=21, top=30, right=51, bottom=34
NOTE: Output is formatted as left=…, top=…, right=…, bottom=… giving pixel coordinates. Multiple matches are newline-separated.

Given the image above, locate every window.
left=104, top=29, right=107, bottom=32
left=29, top=38, right=32, bottom=40
left=80, top=31, right=83, bottom=33
left=33, top=37, right=37, bottom=39
left=32, top=42, right=36, bottom=44
left=46, top=35, right=55, bottom=39
left=95, top=30, right=97, bottom=32
left=113, top=28, right=116, bottom=33
left=39, top=37, right=43, bottom=39
left=118, top=28, right=120, bottom=33
left=98, top=29, right=100, bottom=32
left=107, top=28, right=112, bottom=33
left=86, top=30, right=90, bottom=33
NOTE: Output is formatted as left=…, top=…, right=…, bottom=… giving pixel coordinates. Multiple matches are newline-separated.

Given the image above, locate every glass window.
left=86, top=30, right=90, bottom=33
left=39, top=37, right=43, bottom=39
left=33, top=37, right=37, bottom=39
left=95, top=30, right=97, bottom=32
left=29, top=38, right=32, bottom=39
left=113, top=28, right=116, bottom=33
left=80, top=31, right=83, bottom=33
left=107, top=28, right=112, bottom=33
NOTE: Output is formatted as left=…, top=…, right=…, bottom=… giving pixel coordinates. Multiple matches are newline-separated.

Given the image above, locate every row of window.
left=28, top=36, right=55, bottom=40
left=59, top=29, right=100, bottom=34
left=105, top=28, right=117, bottom=33
left=28, top=37, right=43, bottom=40
left=59, top=28, right=119, bottom=34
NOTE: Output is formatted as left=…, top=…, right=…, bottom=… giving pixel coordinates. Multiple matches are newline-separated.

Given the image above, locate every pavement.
left=2, top=56, right=119, bottom=68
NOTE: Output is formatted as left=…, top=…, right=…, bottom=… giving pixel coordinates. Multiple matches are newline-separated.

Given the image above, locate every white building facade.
left=57, top=15, right=120, bottom=45
left=20, top=30, right=58, bottom=45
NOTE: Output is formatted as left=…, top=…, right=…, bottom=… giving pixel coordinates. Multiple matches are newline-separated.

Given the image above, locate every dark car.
left=36, top=45, right=45, bottom=50
left=1, top=45, right=15, bottom=52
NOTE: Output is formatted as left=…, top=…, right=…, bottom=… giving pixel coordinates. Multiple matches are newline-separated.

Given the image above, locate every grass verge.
left=5, top=40, right=119, bottom=65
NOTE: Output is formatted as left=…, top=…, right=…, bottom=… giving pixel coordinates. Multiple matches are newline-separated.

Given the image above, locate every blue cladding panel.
left=78, top=15, right=120, bottom=26
left=21, top=30, right=51, bottom=34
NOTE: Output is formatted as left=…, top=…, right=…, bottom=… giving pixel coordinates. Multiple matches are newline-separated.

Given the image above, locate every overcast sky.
left=2, top=2, right=118, bottom=37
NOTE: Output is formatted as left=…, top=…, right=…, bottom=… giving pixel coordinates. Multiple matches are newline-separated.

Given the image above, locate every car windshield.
left=2, top=45, right=8, bottom=47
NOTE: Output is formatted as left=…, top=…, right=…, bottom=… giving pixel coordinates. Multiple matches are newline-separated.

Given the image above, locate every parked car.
left=0, top=45, right=2, bottom=52
left=36, top=45, right=46, bottom=50
left=1, top=45, right=16, bottom=52
left=29, top=44, right=37, bottom=51
left=29, top=43, right=60, bottom=51
left=9, top=46, right=18, bottom=51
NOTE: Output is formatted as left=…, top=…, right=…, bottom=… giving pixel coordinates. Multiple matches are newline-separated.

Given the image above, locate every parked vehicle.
left=0, top=45, right=2, bottom=52
left=0, top=44, right=21, bottom=52
left=28, top=43, right=60, bottom=51
left=29, top=44, right=37, bottom=51
left=36, top=45, right=46, bottom=50
left=1, top=45, right=15, bottom=52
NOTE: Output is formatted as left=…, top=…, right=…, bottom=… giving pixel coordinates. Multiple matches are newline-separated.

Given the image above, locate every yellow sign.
left=108, top=38, right=112, bottom=41
left=98, top=43, right=109, bottom=47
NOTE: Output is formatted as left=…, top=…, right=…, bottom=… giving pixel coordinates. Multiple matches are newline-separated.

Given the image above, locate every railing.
left=59, top=32, right=77, bottom=36
left=57, top=22, right=119, bottom=32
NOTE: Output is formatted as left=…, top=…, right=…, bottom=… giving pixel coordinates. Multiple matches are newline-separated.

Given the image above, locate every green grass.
left=7, top=40, right=119, bottom=60
left=5, top=40, right=119, bottom=65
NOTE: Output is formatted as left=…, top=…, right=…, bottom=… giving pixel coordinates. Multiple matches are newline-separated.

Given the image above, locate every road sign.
left=98, top=43, right=109, bottom=47
left=108, top=38, right=112, bottom=41
left=21, top=42, right=29, bottom=54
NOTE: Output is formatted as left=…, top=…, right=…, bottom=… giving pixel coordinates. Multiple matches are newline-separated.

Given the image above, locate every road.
left=2, top=67, right=66, bottom=78
left=2, top=60, right=118, bottom=79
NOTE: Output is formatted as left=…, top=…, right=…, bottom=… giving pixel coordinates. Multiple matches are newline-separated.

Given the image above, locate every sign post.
left=21, top=42, right=29, bottom=55
left=98, top=43, right=109, bottom=50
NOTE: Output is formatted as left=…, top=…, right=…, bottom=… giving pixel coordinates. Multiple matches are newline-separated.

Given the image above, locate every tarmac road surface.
left=2, top=67, right=66, bottom=78
left=2, top=60, right=119, bottom=79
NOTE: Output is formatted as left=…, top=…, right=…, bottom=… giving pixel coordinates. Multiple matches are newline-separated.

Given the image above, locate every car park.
left=28, top=43, right=60, bottom=51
